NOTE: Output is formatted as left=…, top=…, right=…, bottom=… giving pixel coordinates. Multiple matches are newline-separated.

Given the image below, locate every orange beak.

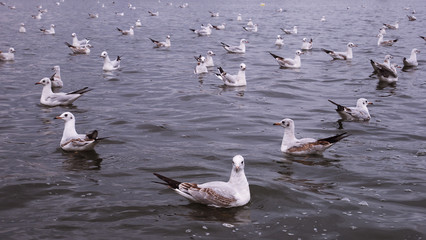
left=273, top=122, right=281, bottom=125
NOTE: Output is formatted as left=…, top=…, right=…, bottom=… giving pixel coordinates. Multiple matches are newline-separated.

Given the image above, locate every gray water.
left=1, top=0, right=425, bottom=239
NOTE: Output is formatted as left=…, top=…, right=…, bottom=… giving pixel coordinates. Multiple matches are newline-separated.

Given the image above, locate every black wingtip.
left=153, top=173, right=181, bottom=189
left=319, top=132, right=350, bottom=144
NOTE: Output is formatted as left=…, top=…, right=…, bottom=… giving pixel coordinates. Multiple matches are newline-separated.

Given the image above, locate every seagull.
left=115, top=12, right=124, bottom=16
left=71, top=33, right=89, bottom=47
left=377, top=33, right=397, bottom=46
left=281, top=26, right=297, bottom=34
left=269, top=50, right=303, bottom=68
left=379, top=27, right=387, bottom=35
left=32, top=12, right=42, bottom=19
left=370, top=54, right=393, bottom=75
left=209, top=11, right=219, bottom=17
left=195, top=50, right=215, bottom=67
left=100, top=51, right=121, bottom=71
left=407, top=15, right=416, bottom=21
left=221, top=39, right=248, bottom=54
left=274, top=35, right=284, bottom=47
left=194, top=56, right=208, bottom=74
left=189, top=24, right=213, bottom=36
left=117, top=26, right=134, bottom=35
left=153, top=155, right=250, bottom=208
left=243, top=24, right=258, bottom=32
left=212, top=23, right=225, bottom=30
left=321, top=42, right=358, bottom=60
left=65, top=42, right=92, bottom=54
left=19, top=23, right=26, bottom=33
left=273, top=118, right=349, bottom=155
left=237, top=14, right=242, bottom=21
left=88, top=13, right=99, bottom=18
left=403, top=48, right=420, bottom=67
left=135, top=19, right=142, bottom=27
left=55, top=112, right=103, bottom=151
left=383, top=21, right=399, bottom=30
left=149, top=35, right=171, bottom=48
left=246, top=18, right=253, bottom=26
left=40, top=24, right=55, bottom=35
left=328, top=98, right=373, bottom=121
left=50, top=65, right=63, bottom=88
left=0, top=47, right=15, bottom=61
left=35, top=78, right=91, bottom=107
left=215, top=63, right=247, bottom=87
left=148, top=11, right=159, bottom=16
left=320, top=16, right=326, bottom=22
left=370, top=60, right=400, bottom=83
left=301, top=38, right=313, bottom=50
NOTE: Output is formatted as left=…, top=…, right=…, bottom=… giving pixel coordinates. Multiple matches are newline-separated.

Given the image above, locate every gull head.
left=35, top=77, right=51, bottom=86
left=50, top=24, right=55, bottom=28
left=384, top=55, right=393, bottom=61
left=200, top=56, right=206, bottom=63
left=232, top=155, right=245, bottom=172
left=240, top=63, right=246, bottom=71
left=52, top=65, right=60, bottom=71
left=347, top=42, right=358, bottom=48
left=100, top=51, right=108, bottom=58
left=207, top=50, right=215, bottom=56
left=413, top=48, right=420, bottom=54
left=273, top=118, right=294, bottom=129
left=166, top=35, right=171, bottom=39
left=302, top=37, right=307, bottom=42
left=296, top=50, right=304, bottom=56
left=277, top=35, right=282, bottom=39
left=357, top=98, right=373, bottom=108
left=71, top=33, right=76, bottom=37
left=241, top=39, right=249, bottom=44
left=9, top=47, right=15, bottom=53
left=55, top=112, right=75, bottom=122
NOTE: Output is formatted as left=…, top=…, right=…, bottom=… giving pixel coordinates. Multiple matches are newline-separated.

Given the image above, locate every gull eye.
left=64, top=114, right=68, bottom=117
left=241, top=160, right=244, bottom=165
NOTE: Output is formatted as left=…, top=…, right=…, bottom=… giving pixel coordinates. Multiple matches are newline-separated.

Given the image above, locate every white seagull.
left=212, top=23, right=225, bottom=30
left=32, top=12, right=42, bottom=19
left=65, top=42, right=92, bottom=54
left=35, top=78, right=91, bottom=106
left=117, top=26, right=134, bottom=35
left=273, top=118, right=349, bottom=155
left=370, top=60, right=400, bottom=83
left=237, top=14, right=242, bottom=21
left=407, top=15, right=416, bottom=21
left=115, top=12, right=124, bottom=16
left=88, top=13, right=99, bottom=18
left=153, top=155, right=250, bottom=208
left=275, top=35, right=284, bottom=47
left=100, top=51, right=121, bottom=71
left=71, top=33, right=89, bottom=47
left=19, top=23, right=26, bottom=33
left=194, top=56, right=208, bottom=74
left=40, top=24, right=55, bottom=35
left=215, top=63, right=247, bottom=87
left=149, top=35, right=171, bottom=48
left=321, top=42, right=358, bottom=60
left=189, top=24, right=213, bottom=36
left=379, top=27, right=387, bottom=35
left=301, top=38, right=313, bottom=50
left=135, top=19, right=142, bottom=27
left=209, top=11, right=219, bottom=17
left=383, top=21, right=399, bottom=30
left=55, top=112, right=102, bottom=152
left=320, top=16, right=326, bottom=22
left=370, top=54, right=393, bottom=75
left=148, top=11, right=159, bottom=16
left=269, top=50, right=303, bottom=68
left=0, top=47, right=15, bottom=61
left=328, top=98, right=373, bottom=121
left=377, top=33, right=398, bottom=46
left=243, top=24, right=258, bottom=32
left=221, top=39, right=248, bottom=54
left=281, top=26, right=297, bottom=34
left=403, top=48, right=420, bottom=67
left=195, top=50, right=215, bottom=67
left=50, top=65, right=63, bottom=88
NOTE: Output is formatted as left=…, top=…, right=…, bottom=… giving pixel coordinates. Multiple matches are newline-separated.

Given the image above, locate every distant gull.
left=65, top=42, right=92, bottom=54
left=269, top=50, right=303, bottom=68
left=377, top=33, right=397, bottom=46
left=212, top=23, right=225, bottom=30
left=32, top=12, right=42, bottom=19
left=273, top=118, right=349, bottom=155
left=195, top=50, right=216, bottom=67
left=148, top=11, right=159, bottom=16
left=194, top=56, right=208, bottom=74
left=40, top=24, right=55, bottom=35
left=379, top=27, right=387, bottom=35
left=100, top=51, right=121, bottom=71
left=247, top=18, right=253, bottom=26
left=281, top=26, right=297, bottom=34
left=189, top=24, right=213, bottom=36
left=243, top=24, right=258, bottom=32
left=115, top=12, right=124, bottom=16
left=19, top=23, right=26, bottom=33
left=149, top=35, right=171, bottom=48
left=328, top=98, right=373, bottom=121
left=320, top=16, right=326, bottom=22
left=71, top=33, right=89, bottom=47
left=0, top=47, right=15, bottom=61
left=403, top=48, right=420, bottom=67
left=135, top=19, right=142, bottom=27
left=55, top=112, right=103, bottom=151
left=301, top=38, right=313, bottom=50
left=383, top=21, right=399, bottom=30
left=215, top=63, right=247, bottom=87
left=237, top=14, right=242, bottom=21
left=321, top=42, right=358, bottom=60
left=88, top=13, right=99, bottom=18
left=209, top=11, right=219, bottom=17
left=275, top=35, right=284, bottom=47
left=153, top=155, right=250, bottom=208
left=221, top=39, right=248, bottom=54
left=117, top=26, right=135, bottom=35
left=50, top=65, right=63, bottom=88
left=35, top=78, right=91, bottom=106
left=407, top=15, right=416, bottom=21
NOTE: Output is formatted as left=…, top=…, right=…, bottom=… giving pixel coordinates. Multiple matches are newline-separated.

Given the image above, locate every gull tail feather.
left=153, top=173, right=181, bottom=189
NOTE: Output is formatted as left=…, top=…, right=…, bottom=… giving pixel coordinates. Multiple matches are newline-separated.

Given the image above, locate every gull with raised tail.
left=377, top=33, right=397, bottom=46
left=370, top=59, right=400, bottom=83
left=117, top=26, right=134, bottom=35
left=65, top=42, right=92, bottom=54
left=328, top=98, right=373, bottom=121
left=35, top=78, right=91, bottom=106
left=153, top=155, right=250, bottom=208
left=281, top=26, right=297, bottom=34
left=212, top=23, right=225, bottom=30
left=370, top=55, right=393, bottom=75
left=40, top=24, right=55, bottom=35
left=148, top=11, right=159, bottom=16
left=55, top=112, right=103, bottom=151
left=301, top=38, right=313, bottom=50
left=50, top=65, right=63, bottom=88
left=269, top=50, right=303, bottom=68
left=215, top=63, right=247, bottom=87
left=189, top=24, right=213, bottom=36
left=383, top=21, right=399, bottom=30
left=321, top=42, right=357, bottom=60
left=243, top=24, right=258, bottom=32
left=0, top=47, right=15, bottom=61
left=403, top=48, right=420, bottom=67
left=149, top=35, right=171, bottom=48
left=274, top=118, right=349, bottom=155
left=100, top=51, right=121, bottom=71
left=221, top=39, right=248, bottom=54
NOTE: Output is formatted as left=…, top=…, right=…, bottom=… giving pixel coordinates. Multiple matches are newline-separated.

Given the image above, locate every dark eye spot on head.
left=64, top=114, right=68, bottom=117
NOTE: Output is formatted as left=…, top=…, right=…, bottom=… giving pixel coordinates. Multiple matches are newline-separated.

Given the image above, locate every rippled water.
left=1, top=0, right=425, bottom=239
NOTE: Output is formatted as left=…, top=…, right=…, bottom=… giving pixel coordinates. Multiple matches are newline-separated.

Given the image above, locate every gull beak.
left=368, top=102, right=373, bottom=105
left=353, top=44, right=358, bottom=47
left=54, top=116, right=62, bottom=120
left=35, top=82, right=41, bottom=85
left=235, top=165, right=240, bottom=172
left=273, top=122, right=281, bottom=125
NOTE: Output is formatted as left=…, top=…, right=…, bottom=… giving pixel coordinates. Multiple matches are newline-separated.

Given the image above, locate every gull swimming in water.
left=19, top=23, right=26, bottom=33
left=32, top=12, right=42, bottom=19
left=383, top=21, right=399, bottom=30
left=189, top=24, right=213, bottom=36
left=275, top=35, right=284, bottom=47
left=55, top=112, right=103, bottom=151
left=378, top=27, right=387, bottom=35
left=237, top=14, right=242, bottom=21
left=301, top=38, right=313, bottom=50
left=0, top=47, right=15, bottom=61
left=269, top=50, right=303, bottom=68
left=100, top=51, right=121, bottom=71
left=153, top=155, right=250, bottom=208
left=65, top=42, right=92, bottom=54
left=377, top=33, right=398, bottom=46
left=212, top=23, right=225, bottom=30
left=50, top=65, right=63, bottom=88
left=215, top=63, right=247, bottom=87
left=117, top=26, right=134, bottom=35
left=40, top=24, right=55, bottom=35
left=320, top=16, right=326, bottom=22
left=209, top=11, right=219, bottom=17
left=281, top=26, right=297, bottom=34
left=403, top=48, right=420, bottom=67
left=243, top=24, right=258, bottom=32
left=194, top=56, right=208, bottom=74
left=201, top=50, right=215, bottom=67
left=221, top=39, right=248, bottom=54
left=148, top=11, right=159, bottom=16
left=328, top=98, right=373, bottom=121
left=321, top=42, right=358, bottom=60
left=149, top=35, right=171, bottom=48
left=135, top=19, right=142, bottom=27
left=71, top=33, right=89, bottom=47
left=370, top=54, right=393, bottom=76
left=246, top=18, right=253, bottom=26
left=35, top=78, right=91, bottom=106
left=370, top=59, right=400, bottom=83
left=273, top=118, right=349, bottom=155
left=88, top=13, right=99, bottom=18
left=407, top=15, right=416, bottom=21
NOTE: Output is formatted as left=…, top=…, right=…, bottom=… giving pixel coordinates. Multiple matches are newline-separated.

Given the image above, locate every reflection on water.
left=183, top=204, right=252, bottom=226
left=61, top=150, right=102, bottom=171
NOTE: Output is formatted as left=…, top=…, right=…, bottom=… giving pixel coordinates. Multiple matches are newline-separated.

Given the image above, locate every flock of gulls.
left=0, top=1, right=424, bottom=209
